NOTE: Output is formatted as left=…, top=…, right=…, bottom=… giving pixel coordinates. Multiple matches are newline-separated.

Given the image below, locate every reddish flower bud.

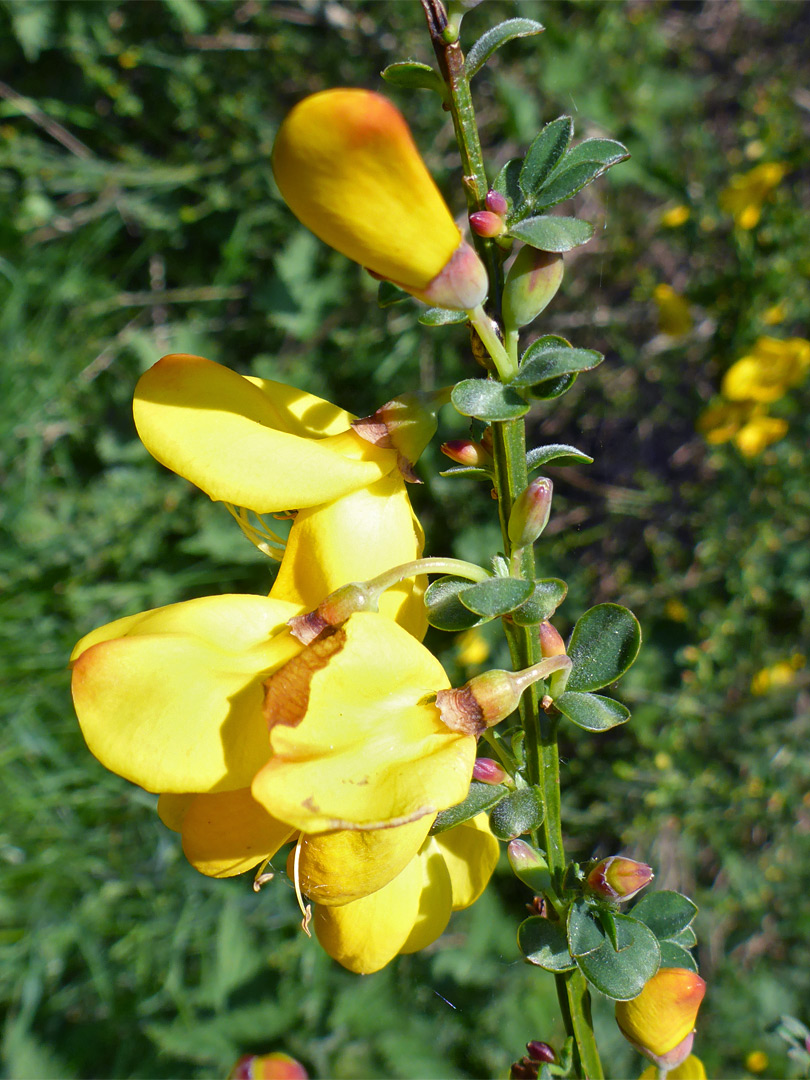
left=473, top=757, right=509, bottom=784
left=228, top=1054, right=308, bottom=1080
left=587, top=856, right=654, bottom=902
left=503, top=247, right=564, bottom=330
left=538, top=620, right=566, bottom=658
left=440, top=439, right=491, bottom=467
left=485, top=189, right=509, bottom=216
left=508, top=477, right=553, bottom=549
left=526, top=1041, right=556, bottom=1064
left=508, top=838, right=552, bottom=893
left=470, top=210, right=506, bottom=238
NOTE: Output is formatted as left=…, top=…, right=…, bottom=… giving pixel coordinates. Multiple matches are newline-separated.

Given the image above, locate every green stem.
left=422, top=4, right=604, bottom=1076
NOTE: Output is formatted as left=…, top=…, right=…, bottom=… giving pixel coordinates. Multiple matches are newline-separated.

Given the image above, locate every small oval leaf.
left=514, top=339, right=604, bottom=387
left=508, top=215, right=594, bottom=253
left=510, top=578, right=568, bottom=626
left=576, top=915, right=660, bottom=1001
left=518, top=116, right=573, bottom=200
left=452, top=379, right=530, bottom=421
left=419, top=306, right=469, bottom=326
left=439, top=465, right=493, bottom=481
left=489, top=787, right=544, bottom=840
left=377, top=280, right=410, bottom=307
left=658, top=941, right=698, bottom=973
left=430, top=780, right=509, bottom=834
left=381, top=61, right=446, bottom=96
left=566, top=603, right=642, bottom=692
left=493, top=158, right=524, bottom=216
left=528, top=372, right=578, bottom=401
left=554, top=691, right=630, bottom=732
left=466, top=18, right=545, bottom=80
left=460, top=576, right=535, bottom=618
left=568, top=899, right=607, bottom=957
left=553, top=137, right=630, bottom=173
left=527, top=443, right=594, bottom=470
left=425, top=576, right=486, bottom=632
left=631, top=891, right=698, bottom=940
left=519, top=917, right=576, bottom=972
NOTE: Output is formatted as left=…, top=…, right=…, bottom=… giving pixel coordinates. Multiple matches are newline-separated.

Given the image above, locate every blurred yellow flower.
left=640, top=1055, right=706, bottom=1080
left=665, top=598, right=688, bottom=622
left=720, top=161, right=787, bottom=230
left=456, top=627, right=490, bottom=666
left=722, top=336, right=810, bottom=403
left=745, top=1050, right=769, bottom=1074
left=661, top=204, right=690, bottom=228
left=698, top=400, right=754, bottom=445
left=654, top=284, right=692, bottom=336
left=762, top=302, right=787, bottom=326
left=751, top=654, right=805, bottom=695
left=734, top=413, right=788, bottom=457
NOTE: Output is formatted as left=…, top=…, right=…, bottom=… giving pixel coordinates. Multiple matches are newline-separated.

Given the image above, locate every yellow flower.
left=698, top=400, right=754, bottom=445
left=661, top=205, right=690, bottom=228
left=228, top=1051, right=309, bottom=1079
left=654, top=284, right=692, bottom=336
left=640, top=1055, right=707, bottom=1080
left=734, top=413, right=788, bottom=457
left=762, top=302, right=786, bottom=326
left=272, top=89, right=487, bottom=310
left=311, top=815, right=499, bottom=973
left=720, top=161, right=787, bottom=230
left=456, top=627, right=490, bottom=666
left=751, top=654, right=804, bottom=695
left=745, top=1050, right=769, bottom=1073
left=616, top=967, right=706, bottom=1069
left=252, top=612, right=476, bottom=833
left=722, top=336, right=810, bottom=403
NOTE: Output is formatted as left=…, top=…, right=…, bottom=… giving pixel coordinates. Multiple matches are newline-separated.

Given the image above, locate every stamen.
left=224, top=503, right=288, bottom=560
left=252, top=858, right=275, bottom=892
left=292, top=837, right=312, bottom=937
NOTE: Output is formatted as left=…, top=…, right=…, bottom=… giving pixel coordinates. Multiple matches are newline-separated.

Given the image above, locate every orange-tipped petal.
left=616, top=967, right=706, bottom=1059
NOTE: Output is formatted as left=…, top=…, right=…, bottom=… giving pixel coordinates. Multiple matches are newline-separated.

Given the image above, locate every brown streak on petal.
left=435, top=685, right=486, bottom=735
left=263, top=627, right=346, bottom=730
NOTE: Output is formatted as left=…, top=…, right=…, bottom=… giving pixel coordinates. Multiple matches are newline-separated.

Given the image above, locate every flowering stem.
left=425, top=4, right=604, bottom=1076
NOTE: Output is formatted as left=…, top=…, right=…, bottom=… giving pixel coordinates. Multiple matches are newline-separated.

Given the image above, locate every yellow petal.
left=399, top=841, right=453, bottom=955
left=313, top=853, right=424, bottom=974
left=157, top=793, right=194, bottom=832
left=134, top=354, right=395, bottom=513
left=291, top=817, right=431, bottom=906
left=71, top=594, right=301, bottom=793
left=616, top=968, right=706, bottom=1057
left=272, top=90, right=461, bottom=295
left=252, top=613, right=475, bottom=832
left=436, top=814, right=500, bottom=910
left=270, top=474, right=427, bottom=638
left=640, top=1055, right=706, bottom=1080
left=181, top=788, right=295, bottom=878
left=734, top=414, right=787, bottom=457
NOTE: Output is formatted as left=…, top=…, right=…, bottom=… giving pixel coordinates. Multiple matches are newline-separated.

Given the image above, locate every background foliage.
left=2, top=1, right=809, bottom=1077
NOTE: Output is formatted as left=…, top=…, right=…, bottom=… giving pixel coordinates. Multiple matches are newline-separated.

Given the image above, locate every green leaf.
left=554, top=691, right=630, bottom=732
left=381, top=61, right=446, bottom=96
left=493, top=158, right=524, bottom=216
left=377, top=280, right=410, bottom=307
left=567, top=900, right=607, bottom=957
left=425, top=576, right=486, bottom=632
left=600, top=909, right=620, bottom=952
left=489, top=787, right=544, bottom=840
left=510, top=578, right=568, bottom=626
left=459, top=577, right=535, bottom=618
left=518, top=117, right=573, bottom=200
left=576, top=915, right=660, bottom=1001
left=553, top=137, right=630, bottom=174
left=631, top=891, right=698, bottom=940
left=566, top=603, right=642, bottom=692
left=513, top=339, right=604, bottom=387
left=529, top=373, right=579, bottom=401
left=452, top=379, right=530, bottom=421
left=518, top=917, right=576, bottom=972
left=673, top=926, right=698, bottom=949
left=465, top=18, right=545, bottom=80
left=439, top=466, right=492, bottom=481
left=659, top=941, right=698, bottom=972
left=508, top=215, right=594, bottom=252
left=419, top=306, right=468, bottom=326
left=527, top=444, right=594, bottom=470
left=430, top=780, right=509, bottom=834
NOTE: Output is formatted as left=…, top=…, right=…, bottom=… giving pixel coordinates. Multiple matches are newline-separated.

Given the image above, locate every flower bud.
left=526, top=1042, right=556, bottom=1064
left=615, top=968, right=706, bottom=1070
left=440, top=439, right=492, bottom=467
left=538, top=620, right=566, bottom=658
left=586, top=856, right=654, bottom=902
left=485, top=189, right=509, bottom=216
left=228, top=1054, right=309, bottom=1080
left=503, top=247, right=564, bottom=331
left=352, top=388, right=448, bottom=480
left=508, top=838, right=552, bottom=893
left=470, top=210, right=506, bottom=238
left=473, top=757, right=509, bottom=784
left=508, top=478, right=553, bottom=549
left=273, top=89, right=487, bottom=310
